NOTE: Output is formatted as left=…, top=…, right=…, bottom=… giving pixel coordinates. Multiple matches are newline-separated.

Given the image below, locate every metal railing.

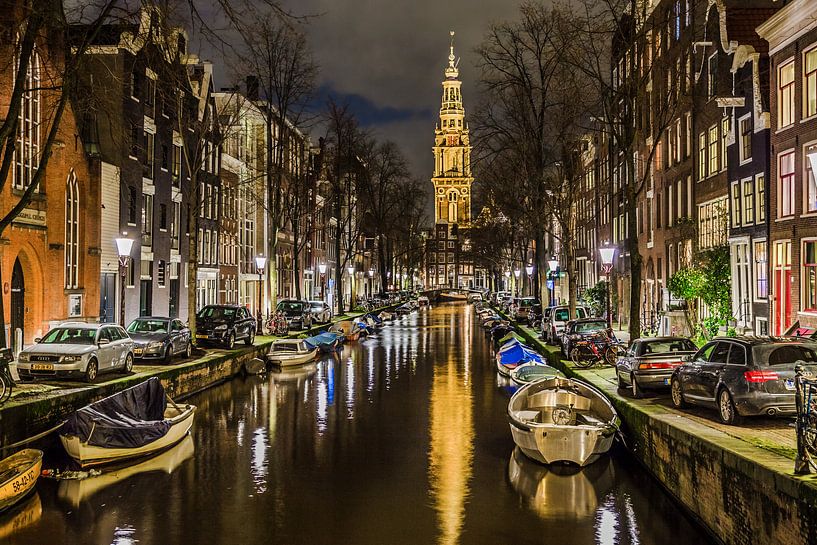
left=795, top=366, right=817, bottom=474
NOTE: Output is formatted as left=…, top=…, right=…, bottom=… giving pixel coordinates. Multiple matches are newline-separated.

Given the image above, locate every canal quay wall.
left=500, top=313, right=817, bottom=545
left=0, top=310, right=384, bottom=451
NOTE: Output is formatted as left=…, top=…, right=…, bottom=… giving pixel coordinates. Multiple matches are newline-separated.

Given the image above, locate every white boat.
left=508, top=377, right=618, bottom=467
left=266, top=339, right=319, bottom=367
left=438, top=291, right=468, bottom=302
left=60, top=378, right=196, bottom=468
left=510, top=363, right=564, bottom=387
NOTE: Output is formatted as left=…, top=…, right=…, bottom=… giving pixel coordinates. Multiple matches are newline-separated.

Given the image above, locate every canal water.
left=4, top=303, right=713, bottom=544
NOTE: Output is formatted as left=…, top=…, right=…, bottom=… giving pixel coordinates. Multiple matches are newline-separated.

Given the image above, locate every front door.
left=99, top=273, right=116, bottom=323
left=140, top=279, right=153, bottom=316
left=169, top=279, right=179, bottom=318
left=773, top=240, right=792, bottom=335
left=10, top=258, right=24, bottom=351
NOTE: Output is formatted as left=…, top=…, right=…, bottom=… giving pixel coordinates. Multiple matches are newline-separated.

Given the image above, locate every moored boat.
left=304, top=332, right=343, bottom=352
left=266, top=339, right=319, bottom=367
left=60, top=378, right=196, bottom=468
left=0, top=449, right=42, bottom=514
left=496, top=340, right=545, bottom=376
left=508, top=377, right=618, bottom=466
left=438, top=291, right=468, bottom=302
left=510, top=363, right=564, bottom=387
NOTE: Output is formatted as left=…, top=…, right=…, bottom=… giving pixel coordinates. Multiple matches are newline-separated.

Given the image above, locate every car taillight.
left=639, top=362, right=679, bottom=369
left=744, top=370, right=779, bottom=383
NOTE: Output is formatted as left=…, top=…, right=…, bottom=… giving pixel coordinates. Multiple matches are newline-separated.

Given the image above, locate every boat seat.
left=527, top=390, right=592, bottom=412
left=576, top=413, right=606, bottom=426
left=515, top=410, right=540, bottom=422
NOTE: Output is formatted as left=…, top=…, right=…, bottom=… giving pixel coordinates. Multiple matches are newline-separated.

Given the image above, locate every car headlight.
left=18, top=353, right=29, bottom=362
left=214, top=325, right=227, bottom=331
left=148, top=341, right=164, bottom=350
left=62, top=355, right=83, bottom=362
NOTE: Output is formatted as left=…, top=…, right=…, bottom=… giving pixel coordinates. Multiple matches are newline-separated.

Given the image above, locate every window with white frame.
left=698, top=197, right=727, bottom=249
left=756, top=173, right=766, bottom=222
left=779, top=60, right=795, bottom=128
left=707, top=53, right=718, bottom=99
left=708, top=125, right=719, bottom=174
left=807, top=143, right=817, bottom=213
left=143, top=131, right=154, bottom=179
left=731, top=182, right=741, bottom=228
left=804, top=241, right=817, bottom=311
left=806, top=46, right=817, bottom=119
left=721, top=117, right=729, bottom=171
left=739, top=115, right=752, bottom=163
left=698, top=132, right=707, bottom=179
left=743, top=178, right=754, bottom=225
left=13, top=47, right=40, bottom=190
left=142, top=193, right=153, bottom=248
left=779, top=150, right=795, bottom=217
left=65, top=171, right=80, bottom=288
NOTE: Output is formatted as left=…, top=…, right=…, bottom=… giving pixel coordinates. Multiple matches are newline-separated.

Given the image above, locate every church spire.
left=445, top=30, right=459, bottom=80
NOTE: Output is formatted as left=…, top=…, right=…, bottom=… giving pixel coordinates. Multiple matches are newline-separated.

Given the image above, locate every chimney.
left=246, top=76, right=259, bottom=101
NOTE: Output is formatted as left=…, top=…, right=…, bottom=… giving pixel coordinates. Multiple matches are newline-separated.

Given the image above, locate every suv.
left=276, top=300, right=313, bottom=330
left=306, top=300, right=332, bottom=324
left=196, top=305, right=256, bottom=349
left=513, top=297, right=539, bottom=324
left=543, top=305, right=591, bottom=345
left=17, top=322, right=134, bottom=382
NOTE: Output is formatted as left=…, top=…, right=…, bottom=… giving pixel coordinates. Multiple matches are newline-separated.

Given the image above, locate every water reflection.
left=0, top=493, right=41, bottom=541
left=428, top=309, right=474, bottom=545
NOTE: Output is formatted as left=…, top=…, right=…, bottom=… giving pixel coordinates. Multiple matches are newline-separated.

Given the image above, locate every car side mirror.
left=98, top=338, right=111, bottom=346
left=33, top=337, right=42, bottom=343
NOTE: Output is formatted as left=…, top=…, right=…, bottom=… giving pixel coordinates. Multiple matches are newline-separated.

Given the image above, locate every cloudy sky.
left=293, top=0, right=520, bottom=186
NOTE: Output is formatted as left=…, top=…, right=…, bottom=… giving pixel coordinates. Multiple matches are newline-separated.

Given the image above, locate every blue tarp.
left=366, top=313, right=383, bottom=324
left=304, top=332, right=342, bottom=352
left=498, top=343, right=545, bottom=366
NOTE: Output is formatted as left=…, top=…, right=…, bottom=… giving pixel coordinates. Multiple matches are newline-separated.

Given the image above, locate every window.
left=159, top=203, right=167, bottom=231
left=161, top=144, right=169, bottom=171
left=698, top=132, right=707, bottom=179
left=739, top=116, right=752, bottom=163
left=128, top=186, right=138, bottom=225
left=145, top=76, right=155, bottom=114
left=731, top=182, right=741, bottom=228
left=65, top=171, right=80, bottom=289
left=172, top=202, right=180, bottom=250
left=707, top=53, right=718, bottom=99
left=142, top=193, right=153, bottom=247
left=157, top=260, right=166, bottom=287
left=130, top=70, right=141, bottom=100
left=754, top=241, right=767, bottom=300
left=721, top=117, right=729, bottom=171
left=708, top=125, right=719, bottom=174
left=757, top=174, right=766, bottom=221
left=806, top=47, right=817, bottom=118
left=143, top=131, right=154, bottom=179
left=743, top=179, right=754, bottom=225
left=172, top=144, right=181, bottom=186
left=807, top=144, right=817, bottom=213
left=779, top=150, right=795, bottom=217
left=804, top=241, right=817, bottom=311
left=779, top=60, right=795, bottom=128
left=698, top=197, right=728, bottom=249
left=13, top=48, right=40, bottom=191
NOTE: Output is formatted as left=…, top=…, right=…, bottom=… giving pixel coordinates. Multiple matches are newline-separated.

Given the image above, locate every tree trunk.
left=534, top=231, right=548, bottom=307
left=187, top=228, right=199, bottom=341
left=627, top=185, right=642, bottom=341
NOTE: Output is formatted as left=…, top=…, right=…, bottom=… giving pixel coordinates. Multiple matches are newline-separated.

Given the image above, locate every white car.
left=417, top=296, right=430, bottom=306
left=17, top=322, right=134, bottom=383
left=543, top=306, right=591, bottom=345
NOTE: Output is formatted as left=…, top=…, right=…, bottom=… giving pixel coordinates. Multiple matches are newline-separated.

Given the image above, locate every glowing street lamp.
left=318, top=263, right=327, bottom=302
left=115, top=233, right=134, bottom=327
left=525, top=264, right=534, bottom=296
left=255, top=255, right=267, bottom=333
left=599, top=244, right=617, bottom=329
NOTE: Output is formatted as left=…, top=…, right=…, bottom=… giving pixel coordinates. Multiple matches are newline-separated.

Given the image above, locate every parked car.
left=616, top=337, right=698, bottom=398
left=276, top=300, right=313, bottom=330
left=492, top=290, right=511, bottom=305
left=543, top=305, right=591, bottom=345
left=417, top=295, right=430, bottom=306
left=195, top=305, right=256, bottom=349
left=561, top=318, right=611, bottom=357
left=467, top=292, right=483, bottom=303
left=17, top=322, right=134, bottom=382
left=306, top=300, right=332, bottom=324
left=512, top=297, right=539, bottom=324
left=126, top=317, right=192, bottom=362
left=670, top=337, right=817, bottom=424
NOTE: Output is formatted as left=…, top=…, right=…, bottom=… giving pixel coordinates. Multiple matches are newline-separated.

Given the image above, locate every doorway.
left=99, top=273, right=116, bottom=323
left=10, top=258, right=24, bottom=351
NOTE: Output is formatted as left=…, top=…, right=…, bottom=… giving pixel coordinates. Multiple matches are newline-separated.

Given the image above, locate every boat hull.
left=0, top=449, right=42, bottom=514
left=509, top=421, right=615, bottom=467
left=438, top=292, right=468, bottom=302
left=267, top=348, right=318, bottom=367
left=60, top=405, right=196, bottom=468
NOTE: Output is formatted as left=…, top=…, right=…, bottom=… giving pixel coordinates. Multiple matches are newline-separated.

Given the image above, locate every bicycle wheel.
left=571, top=348, right=595, bottom=369
left=0, top=374, right=9, bottom=404
left=604, top=346, right=619, bottom=366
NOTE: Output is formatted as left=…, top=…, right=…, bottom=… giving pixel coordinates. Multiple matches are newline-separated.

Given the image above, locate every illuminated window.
left=779, top=60, right=795, bottom=128
left=65, top=171, right=80, bottom=289
left=13, top=47, right=40, bottom=190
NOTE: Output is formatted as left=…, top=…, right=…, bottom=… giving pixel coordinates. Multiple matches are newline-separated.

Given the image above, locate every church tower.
left=432, top=31, right=473, bottom=225
left=426, top=32, right=480, bottom=290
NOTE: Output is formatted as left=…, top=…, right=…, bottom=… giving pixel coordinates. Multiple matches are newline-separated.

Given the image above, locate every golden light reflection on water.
left=428, top=305, right=474, bottom=545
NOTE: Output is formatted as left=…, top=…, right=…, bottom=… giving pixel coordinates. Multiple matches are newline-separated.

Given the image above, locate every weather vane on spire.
left=446, top=30, right=459, bottom=78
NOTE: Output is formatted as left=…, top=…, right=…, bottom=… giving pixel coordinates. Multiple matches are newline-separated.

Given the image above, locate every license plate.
left=785, top=379, right=796, bottom=391
left=31, top=363, right=53, bottom=371
left=664, top=378, right=670, bottom=385
left=196, top=335, right=208, bottom=339
left=134, top=348, right=143, bottom=355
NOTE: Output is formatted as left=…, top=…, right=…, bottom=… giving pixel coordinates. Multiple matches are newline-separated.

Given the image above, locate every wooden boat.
left=0, top=449, right=42, bottom=514
left=510, top=363, right=564, bottom=387
left=438, top=291, right=468, bottom=302
left=330, top=320, right=364, bottom=341
left=60, top=378, right=195, bottom=468
left=496, top=340, right=545, bottom=376
left=304, top=332, right=342, bottom=353
left=266, top=339, right=319, bottom=367
left=508, top=377, right=618, bottom=467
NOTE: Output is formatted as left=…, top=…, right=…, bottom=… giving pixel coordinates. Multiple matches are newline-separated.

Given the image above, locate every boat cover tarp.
left=304, top=332, right=341, bottom=350
left=499, top=332, right=525, bottom=345
left=62, top=378, right=170, bottom=449
left=498, top=343, right=545, bottom=366
left=365, top=313, right=383, bottom=324
left=498, top=338, right=525, bottom=352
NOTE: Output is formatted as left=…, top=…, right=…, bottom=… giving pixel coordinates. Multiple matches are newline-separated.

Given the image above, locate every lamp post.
left=599, top=245, right=617, bottom=329
left=347, top=265, right=355, bottom=309
left=115, top=233, right=134, bottom=327
left=255, top=255, right=267, bottom=334
left=368, top=268, right=375, bottom=299
left=526, top=264, right=534, bottom=297
left=504, top=270, right=511, bottom=291
left=318, top=263, right=327, bottom=302
left=513, top=268, right=521, bottom=297
left=548, top=257, right=559, bottom=307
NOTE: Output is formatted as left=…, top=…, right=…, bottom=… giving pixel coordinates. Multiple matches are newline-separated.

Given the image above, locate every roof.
left=636, top=336, right=693, bottom=342
left=725, top=8, right=779, bottom=53
left=711, top=335, right=816, bottom=346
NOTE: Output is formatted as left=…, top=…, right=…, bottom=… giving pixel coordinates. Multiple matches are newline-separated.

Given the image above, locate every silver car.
left=616, top=337, right=698, bottom=398
left=306, top=300, right=332, bottom=324
left=17, top=322, right=134, bottom=383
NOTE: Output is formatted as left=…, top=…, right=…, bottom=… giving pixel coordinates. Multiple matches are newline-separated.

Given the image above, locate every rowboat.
left=330, top=320, right=365, bottom=341
left=0, top=449, right=42, bottom=514
left=508, top=376, right=618, bottom=466
left=438, top=291, right=468, bottom=302
left=60, top=378, right=195, bottom=468
left=266, top=339, right=319, bottom=367
left=496, top=340, right=545, bottom=376
left=304, top=332, right=343, bottom=353
left=510, top=363, right=564, bottom=387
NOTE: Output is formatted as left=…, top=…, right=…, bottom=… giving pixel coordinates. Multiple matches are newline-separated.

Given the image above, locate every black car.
left=126, top=317, right=192, bottom=362
left=276, top=300, right=313, bottom=330
left=195, top=305, right=256, bottom=349
left=561, top=318, right=611, bottom=357
left=671, top=336, right=817, bottom=424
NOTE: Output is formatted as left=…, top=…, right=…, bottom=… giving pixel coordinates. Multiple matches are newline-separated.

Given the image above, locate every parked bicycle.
left=0, top=348, right=15, bottom=405
left=266, top=311, right=289, bottom=336
left=570, top=331, right=620, bottom=368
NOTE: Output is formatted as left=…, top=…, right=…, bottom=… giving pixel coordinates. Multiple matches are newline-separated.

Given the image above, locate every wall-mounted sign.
left=12, top=208, right=47, bottom=227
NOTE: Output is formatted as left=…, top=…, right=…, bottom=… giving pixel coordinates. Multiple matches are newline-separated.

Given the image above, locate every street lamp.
left=115, top=233, right=134, bottom=327
left=526, top=264, right=534, bottom=297
left=513, top=268, right=521, bottom=297
left=548, top=257, right=559, bottom=307
left=599, top=244, right=617, bottom=329
left=255, top=255, right=267, bottom=334
left=504, top=270, right=511, bottom=291
left=368, top=268, right=375, bottom=299
left=318, top=262, right=327, bottom=302
left=348, top=265, right=355, bottom=309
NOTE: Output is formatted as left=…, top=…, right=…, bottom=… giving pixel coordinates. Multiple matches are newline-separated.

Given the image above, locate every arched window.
left=448, top=190, right=458, bottom=222
left=65, top=170, right=80, bottom=289
left=13, top=46, right=41, bottom=190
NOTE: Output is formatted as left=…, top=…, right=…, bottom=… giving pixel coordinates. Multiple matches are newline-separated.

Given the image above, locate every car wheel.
left=718, top=388, right=741, bottom=425
left=163, top=345, right=173, bottom=364
left=226, top=332, right=236, bottom=350
left=670, top=378, right=687, bottom=408
left=617, top=371, right=627, bottom=390
left=185, top=342, right=193, bottom=358
left=245, top=329, right=255, bottom=346
left=631, top=374, right=644, bottom=399
left=85, top=359, right=98, bottom=383
left=122, top=353, right=134, bottom=374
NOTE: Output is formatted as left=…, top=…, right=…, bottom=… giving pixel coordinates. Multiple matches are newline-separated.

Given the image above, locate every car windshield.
left=40, top=327, right=96, bottom=345
left=519, top=299, right=536, bottom=307
left=639, top=339, right=697, bottom=355
left=310, top=303, right=323, bottom=310
left=127, top=319, right=169, bottom=334
left=756, top=344, right=817, bottom=366
left=197, top=307, right=236, bottom=320
left=573, top=321, right=607, bottom=334
left=278, top=302, right=304, bottom=313
left=554, top=309, right=570, bottom=321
